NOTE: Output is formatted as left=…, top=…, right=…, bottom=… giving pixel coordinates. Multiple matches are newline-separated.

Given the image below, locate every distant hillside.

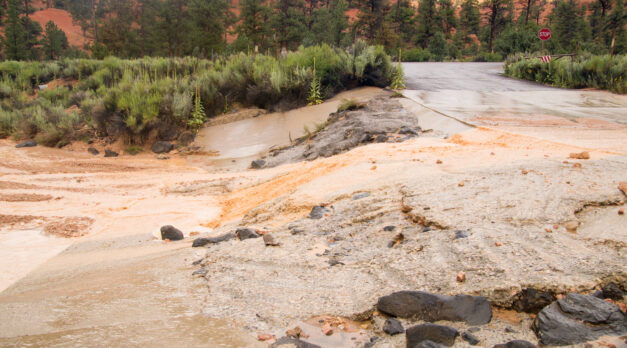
left=29, top=8, right=91, bottom=47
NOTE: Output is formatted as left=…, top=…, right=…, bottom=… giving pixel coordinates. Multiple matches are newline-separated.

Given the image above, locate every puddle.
left=0, top=228, right=73, bottom=293
left=191, top=87, right=387, bottom=169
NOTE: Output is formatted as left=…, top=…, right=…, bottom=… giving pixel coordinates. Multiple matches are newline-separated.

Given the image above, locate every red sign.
left=539, top=28, right=551, bottom=41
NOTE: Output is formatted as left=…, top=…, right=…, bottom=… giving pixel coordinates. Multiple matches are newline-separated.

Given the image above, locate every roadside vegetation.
left=0, top=42, right=394, bottom=146
left=504, top=53, right=626, bottom=93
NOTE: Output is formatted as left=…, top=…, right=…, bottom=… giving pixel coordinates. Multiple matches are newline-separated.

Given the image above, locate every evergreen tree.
left=98, top=0, right=137, bottom=57
left=24, top=17, right=42, bottom=60
left=2, top=0, right=27, bottom=60
left=238, top=0, right=273, bottom=51
left=550, top=0, right=590, bottom=52
left=160, top=0, right=190, bottom=56
left=311, top=0, right=349, bottom=46
left=136, top=0, right=165, bottom=56
left=415, top=0, right=438, bottom=47
left=271, top=0, right=306, bottom=52
left=605, top=0, right=626, bottom=54
left=188, top=0, right=232, bottom=56
left=459, top=0, right=480, bottom=41
left=388, top=0, right=416, bottom=44
left=355, top=0, right=390, bottom=42
left=42, top=20, right=69, bottom=59
left=438, top=0, right=457, bottom=38
left=483, top=0, right=512, bottom=52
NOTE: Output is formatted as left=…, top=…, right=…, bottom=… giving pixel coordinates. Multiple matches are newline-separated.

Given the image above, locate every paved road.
left=402, top=62, right=627, bottom=126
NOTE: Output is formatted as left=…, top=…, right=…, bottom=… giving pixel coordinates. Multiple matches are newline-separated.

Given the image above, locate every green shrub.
left=125, top=145, right=143, bottom=155
left=337, top=98, right=364, bottom=112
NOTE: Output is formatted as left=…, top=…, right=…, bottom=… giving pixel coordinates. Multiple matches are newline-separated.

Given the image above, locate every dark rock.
left=104, top=149, right=118, bottom=157
left=384, top=225, right=396, bottom=231
left=422, top=227, right=433, bottom=232
left=461, top=332, right=480, bottom=345
left=377, top=291, right=492, bottom=325
left=414, top=341, right=444, bottom=348
left=406, top=323, right=459, bottom=347
left=504, top=327, right=517, bottom=333
left=454, top=230, right=469, bottom=239
left=592, top=290, right=604, bottom=298
left=467, top=327, right=480, bottom=333
left=272, top=337, right=321, bottom=348
left=290, top=228, right=305, bottom=235
left=87, top=139, right=94, bottom=144
left=151, top=141, right=174, bottom=154
left=383, top=318, right=404, bottom=335
left=399, top=126, right=418, bottom=135
left=192, top=267, right=207, bottom=276
left=375, top=134, right=388, bottom=143
left=309, top=205, right=331, bottom=219
left=352, top=192, right=370, bottom=200
left=192, top=232, right=235, bottom=247
left=250, top=159, right=266, bottom=169
left=263, top=233, right=280, bottom=246
left=160, top=225, right=184, bottom=241
left=88, top=147, right=99, bottom=155
left=493, top=340, right=536, bottom=348
left=159, top=127, right=178, bottom=141
left=512, top=288, right=556, bottom=313
left=178, top=131, right=195, bottom=146
left=235, top=228, right=260, bottom=241
left=602, top=283, right=625, bottom=300
left=532, top=293, right=627, bottom=345
left=328, top=259, right=344, bottom=266
left=360, top=133, right=374, bottom=143
left=15, top=140, right=37, bottom=148
left=370, top=336, right=380, bottom=342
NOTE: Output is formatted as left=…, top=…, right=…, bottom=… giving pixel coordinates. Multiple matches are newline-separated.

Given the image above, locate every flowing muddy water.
left=190, top=87, right=388, bottom=169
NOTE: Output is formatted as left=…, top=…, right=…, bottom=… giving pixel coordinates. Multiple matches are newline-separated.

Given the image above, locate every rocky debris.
left=382, top=318, right=404, bottom=335
left=619, top=207, right=624, bottom=215
left=156, top=154, right=170, bottom=160
left=235, top=228, right=260, bottom=240
left=383, top=225, right=396, bottom=231
left=271, top=336, right=321, bottom=348
left=493, top=340, right=536, bottom=348
left=258, top=333, right=276, bottom=341
left=88, top=147, right=99, bottom=155
left=406, top=323, right=459, bottom=347
left=151, top=141, right=174, bottom=154
left=569, top=151, right=590, bottom=160
left=104, top=149, right=118, bottom=157
left=467, top=327, right=480, bottom=333
left=388, top=233, right=405, bottom=248
left=192, top=232, right=235, bottom=247
left=565, top=220, right=578, bottom=233
left=619, top=182, right=627, bottom=195
left=532, top=293, right=627, bottom=346
left=192, top=267, right=207, bottom=276
left=285, top=326, right=308, bottom=339
left=504, top=327, right=517, bottom=333
left=263, top=234, right=280, bottom=246
left=377, top=291, right=492, bottom=325
left=601, top=283, right=625, bottom=301
left=436, top=160, right=443, bottom=164
left=160, top=225, right=184, bottom=241
left=309, top=205, right=331, bottom=219
left=352, top=192, right=370, bottom=200
left=178, top=131, right=195, bottom=146
left=414, top=341, right=445, bottom=348
left=399, top=125, right=418, bottom=135
left=454, top=230, right=469, bottom=239
left=328, top=259, right=344, bottom=266
left=456, top=271, right=466, bottom=283
left=15, top=140, right=37, bottom=148
left=512, top=289, right=556, bottom=313
left=250, top=159, right=266, bottom=169
left=461, top=331, right=480, bottom=345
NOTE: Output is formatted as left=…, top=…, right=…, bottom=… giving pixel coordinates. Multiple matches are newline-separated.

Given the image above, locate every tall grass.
left=0, top=42, right=395, bottom=145
left=504, top=53, right=626, bottom=93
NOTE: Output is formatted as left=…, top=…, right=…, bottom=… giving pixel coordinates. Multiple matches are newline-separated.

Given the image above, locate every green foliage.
left=428, top=32, right=449, bottom=60
left=307, top=58, right=323, bottom=105
left=2, top=0, right=28, bottom=61
left=390, top=50, right=406, bottom=90
left=125, top=145, right=143, bottom=155
left=42, top=21, right=69, bottom=60
left=403, top=47, right=433, bottom=62
left=504, top=54, right=626, bottom=93
left=188, top=87, right=206, bottom=130
left=337, top=98, right=364, bottom=112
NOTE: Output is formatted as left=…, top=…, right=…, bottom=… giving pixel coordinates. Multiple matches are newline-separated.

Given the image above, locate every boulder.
left=601, top=283, right=625, bottom=300
left=512, top=289, right=556, bottom=313
left=151, top=141, right=174, bottom=154
left=88, top=147, right=99, bottom=155
left=309, top=205, right=331, bottom=219
left=493, top=340, right=536, bottom=348
left=160, top=225, right=184, bottom=241
left=406, top=323, right=459, bottom=347
left=104, top=149, right=118, bottom=157
left=15, top=140, right=37, bottom=148
left=250, top=159, right=266, bottom=169
left=192, top=232, right=235, bottom=247
left=263, top=233, right=280, bottom=246
left=461, top=331, right=480, bottom=345
left=178, top=131, right=195, bottom=146
left=532, top=293, right=627, bottom=345
left=235, top=228, right=260, bottom=241
left=159, top=127, right=178, bottom=141
left=382, top=318, right=404, bottom=335
left=271, top=337, right=321, bottom=348
left=377, top=291, right=492, bottom=325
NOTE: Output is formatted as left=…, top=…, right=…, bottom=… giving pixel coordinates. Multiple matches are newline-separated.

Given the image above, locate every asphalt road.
left=402, top=62, right=627, bottom=126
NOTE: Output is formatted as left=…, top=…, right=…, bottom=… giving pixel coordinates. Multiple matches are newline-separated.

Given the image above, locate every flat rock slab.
left=377, top=291, right=492, bottom=325
left=235, top=228, right=260, bottom=241
left=533, top=293, right=627, bottom=345
left=15, top=140, right=37, bottom=148
left=192, top=232, right=235, bottom=247
left=406, top=323, right=459, bottom=347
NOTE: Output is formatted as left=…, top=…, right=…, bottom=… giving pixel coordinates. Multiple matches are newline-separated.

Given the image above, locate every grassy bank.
left=504, top=53, right=626, bottom=94
left=0, top=42, right=394, bottom=147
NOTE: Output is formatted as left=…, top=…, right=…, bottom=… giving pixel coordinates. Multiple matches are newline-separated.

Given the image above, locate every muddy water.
left=191, top=87, right=388, bottom=169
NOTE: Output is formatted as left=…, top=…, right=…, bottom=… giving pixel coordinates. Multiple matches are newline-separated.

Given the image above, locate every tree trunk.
left=597, top=0, right=609, bottom=44
left=524, top=0, right=532, bottom=25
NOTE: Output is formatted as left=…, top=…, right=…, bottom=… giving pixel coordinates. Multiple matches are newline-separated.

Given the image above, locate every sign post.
left=539, top=28, right=551, bottom=54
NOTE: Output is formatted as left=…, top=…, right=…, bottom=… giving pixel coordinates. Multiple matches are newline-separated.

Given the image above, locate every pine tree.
left=459, top=0, right=480, bottom=41
left=438, top=0, right=457, bottom=38
left=484, top=0, right=512, bottom=53
left=2, top=0, right=27, bottom=60
left=238, top=0, right=272, bottom=51
left=550, top=0, right=589, bottom=52
left=271, top=0, right=306, bottom=52
left=605, top=0, right=626, bottom=54
left=355, top=0, right=390, bottom=42
left=42, top=20, right=69, bottom=59
left=311, top=0, right=348, bottom=46
left=416, top=0, right=438, bottom=48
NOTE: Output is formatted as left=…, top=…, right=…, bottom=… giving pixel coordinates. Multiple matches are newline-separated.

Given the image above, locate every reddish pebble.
left=456, top=271, right=466, bottom=283
left=619, top=208, right=624, bottom=215
left=257, top=334, right=276, bottom=341
left=495, top=242, right=502, bottom=247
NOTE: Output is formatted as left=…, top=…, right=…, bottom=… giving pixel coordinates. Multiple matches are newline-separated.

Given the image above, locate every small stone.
left=383, top=318, right=404, bottom=335
left=263, top=233, right=280, bottom=246
left=157, top=154, right=170, bottom=160
left=467, top=327, right=480, bottom=333
left=504, top=327, right=517, bottom=333
left=235, top=228, right=260, bottom=241
left=328, top=259, right=344, bottom=266
left=490, top=152, right=495, bottom=155
left=565, top=221, right=578, bottom=233
left=461, top=331, right=480, bottom=345
left=521, top=169, right=528, bottom=175
left=456, top=271, right=466, bottom=283
left=422, top=227, right=433, bottom=232
left=160, top=225, right=184, bottom=241
left=309, top=205, right=330, bottom=219
left=618, top=182, right=627, bottom=195
left=405, top=323, right=459, bottom=346
left=286, top=326, right=307, bottom=338
left=553, top=224, right=559, bottom=229
left=512, top=288, right=556, bottom=313
left=258, top=333, right=276, bottom=341
left=619, top=208, right=624, bottom=215
left=375, top=134, right=387, bottom=143
left=545, top=227, right=552, bottom=233
left=88, top=147, right=99, bottom=155
left=455, top=230, right=469, bottom=239
left=493, top=340, right=536, bottom=348
left=104, top=149, right=118, bottom=157
left=371, top=166, right=377, bottom=170
left=383, top=225, right=396, bottom=231
left=251, top=159, right=266, bottom=169
left=601, top=283, right=624, bottom=300
left=322, top=327, right=333, bottom=336
left=436, top=160, right=443, bottom=164
left=458, top=181, right=465, bottom=187
left=192, top=267, right=207, bottom=276
left=573, top=163, right=582, bottom=168
left=494, top=242, right=502, bottom=247
left=353, top=192, right=370, bottom=200
left=15, top=140, right=37, bottom=148
left=569, top=151, right=590, bottom=159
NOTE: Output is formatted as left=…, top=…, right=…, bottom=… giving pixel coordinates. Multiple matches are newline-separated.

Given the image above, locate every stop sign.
left=539, top=28, right=551, bottom=40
